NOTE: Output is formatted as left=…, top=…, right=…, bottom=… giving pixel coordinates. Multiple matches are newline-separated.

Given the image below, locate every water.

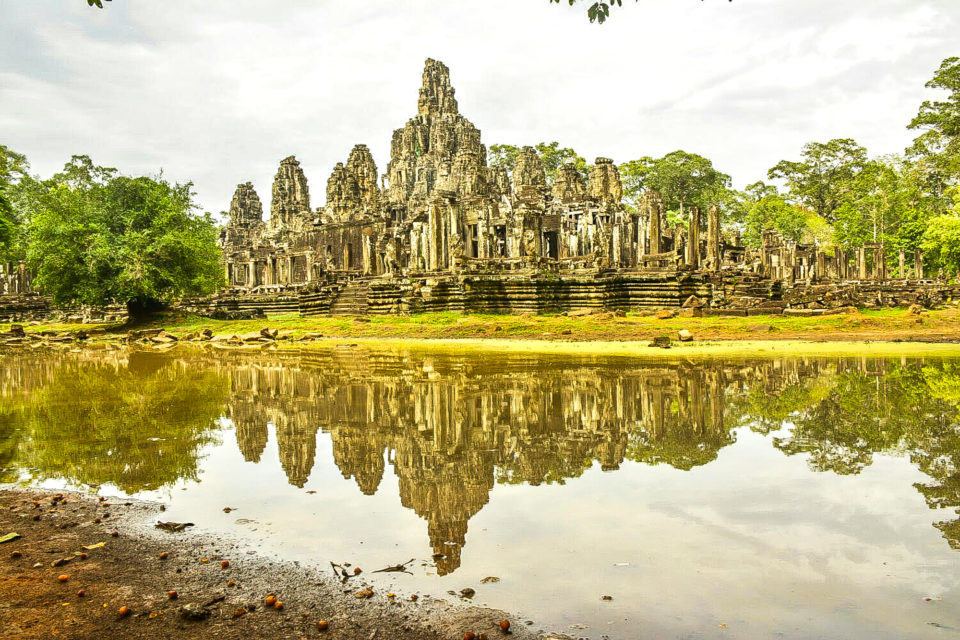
left=3, top=345, right=960, bottom=638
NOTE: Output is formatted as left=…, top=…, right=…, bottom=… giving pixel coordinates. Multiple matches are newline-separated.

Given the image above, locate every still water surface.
left=3, top=345, right=960, bottom=638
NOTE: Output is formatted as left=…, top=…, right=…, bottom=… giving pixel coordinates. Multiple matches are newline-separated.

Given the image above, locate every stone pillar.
left=857, top=248, right=867, bottom=280
left=428, top=204, right=441, bottom=270
left=898, top=249, right=905, bottom=279
left=362, top=235, right=373, bottom=275
left=685, top=207, right=700, bottom=269
left=305, top=251, right=313, bottom=282
left=873, top=246, right=884, bottom=281
left=409, top=227, right=421, bottom=271
left=16, top=262, right=26, bottom=294
left=706, top=204, right=720, bottom=272
left=612, top=223, right=622, bottom=267
left=914, top=249, right=924, bottom=279
left=648, top=194, right=661, bottom=254
left=249, top=260, right=256, bottom=288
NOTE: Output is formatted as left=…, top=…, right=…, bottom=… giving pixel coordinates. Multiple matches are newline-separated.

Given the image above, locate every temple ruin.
left=218, top=59, right=960, bottom=315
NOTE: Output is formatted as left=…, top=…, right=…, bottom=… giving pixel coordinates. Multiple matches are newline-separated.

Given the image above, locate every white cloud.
left=0, top=0, right=957, bottom=213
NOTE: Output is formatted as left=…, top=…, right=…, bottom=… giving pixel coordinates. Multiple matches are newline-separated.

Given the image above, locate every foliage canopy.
left=489, top=141, right=587, bottom=184
left=19, top=155, right=223, bottom=314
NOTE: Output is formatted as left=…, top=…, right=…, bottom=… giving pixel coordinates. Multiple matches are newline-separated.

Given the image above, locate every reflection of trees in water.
left=0, top=349, right=229, bottom=491
left=223, top=350, right=960, bottom=565
left=728, top=357, right=960, bottom=550
left=7, top=347, right=960, bottom=568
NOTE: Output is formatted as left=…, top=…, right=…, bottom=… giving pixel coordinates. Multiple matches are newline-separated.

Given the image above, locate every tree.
left=768, top=138, right=868, bottom=222
left=548, top=0, right=730, bottom=24
left=921, top=213, right=960, bottom=277
left=621, top=150, right=730, bottom=224
left=0, top=165, right=15, bottom=258
left=488, top=141, right=587, bottom=184
left=822, top=155, right=940, bottom=265
left=0, top=145, right=28, bottom=260
left=23, top=155, right=224, bottom=316
left=4, top=351, right=227, bottom=492
left=908, top=56, right=960, bottom=189
left=619, top=158, right=653, bottom=213
left=488, top=144, right=521, bottom=172
left=733, top=181, right=810, bottom=247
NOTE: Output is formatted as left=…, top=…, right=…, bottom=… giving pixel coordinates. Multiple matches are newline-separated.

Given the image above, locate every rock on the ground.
left=649, top=336, right=672, bottom=349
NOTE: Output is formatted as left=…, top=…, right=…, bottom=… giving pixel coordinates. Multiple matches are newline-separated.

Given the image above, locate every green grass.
left=4, top=306, right=959, bottom=346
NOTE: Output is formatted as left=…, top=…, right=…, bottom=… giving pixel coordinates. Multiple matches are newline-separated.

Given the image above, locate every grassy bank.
left=7, top=306, right=960, bottom=346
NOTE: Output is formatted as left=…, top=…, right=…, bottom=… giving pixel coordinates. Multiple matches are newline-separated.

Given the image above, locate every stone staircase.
left=329, top=279, right=371, bottom=316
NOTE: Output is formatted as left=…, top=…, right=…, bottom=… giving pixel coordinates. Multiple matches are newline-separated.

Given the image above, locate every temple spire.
left=417, top=58, right=458, bottom=117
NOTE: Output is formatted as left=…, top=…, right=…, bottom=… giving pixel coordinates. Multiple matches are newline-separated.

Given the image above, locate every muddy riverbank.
left=0, top=488, right=541, bottom=640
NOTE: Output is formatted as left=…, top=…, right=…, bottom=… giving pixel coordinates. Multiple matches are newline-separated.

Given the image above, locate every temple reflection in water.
left=3, top=347, right=960, bottom=574
left=222, top=350, right=827, bottom=574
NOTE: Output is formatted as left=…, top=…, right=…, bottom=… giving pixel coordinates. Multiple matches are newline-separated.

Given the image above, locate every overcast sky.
left=1, top=1, right=957, bottom=215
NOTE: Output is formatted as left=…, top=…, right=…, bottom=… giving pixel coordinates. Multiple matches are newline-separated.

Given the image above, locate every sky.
left=1, top=0, right=958, bottom=216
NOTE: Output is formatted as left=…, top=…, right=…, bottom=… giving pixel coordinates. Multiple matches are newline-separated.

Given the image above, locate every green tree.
left=768, top=138, right=868, bottom=222
left=534, top=141, right=587, bottom=183
left=23, top=155, right=224, bottom=316
left=488, top=144, right=521, bottom=172
left=621, top=150, right=730, bottom=223
left=921, top=212, right=960, bottom=277
left=0, top=146, right=29, bottom=260
left=908, top=56, right=960, bottom=191
left=735, top=182, right=810, bottom=247
left=4, top=351, right=227, bottom=492
left=828, top=155, right=942, bottom=265
left=488, top=141, right=587, bottom=184
left=619, top=158, right=652, bottom=213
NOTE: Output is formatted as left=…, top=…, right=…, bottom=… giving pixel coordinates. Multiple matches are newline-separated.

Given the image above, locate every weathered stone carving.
left=552, top=163, right=586, bottom=204
left=346, top=144, right=379, bottom=211
left=270, top=156, right=311, bottom=229
left=586, top=157, right=622, bottom=207
left=229, top=182, right=263, bottom=227
left=324, top=162, right=358, bottom=221
left=513, top=146, right=547, bottom=190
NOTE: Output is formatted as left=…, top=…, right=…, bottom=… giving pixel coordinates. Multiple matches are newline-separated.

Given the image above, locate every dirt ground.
left=0, top=488, right=544, bottom=640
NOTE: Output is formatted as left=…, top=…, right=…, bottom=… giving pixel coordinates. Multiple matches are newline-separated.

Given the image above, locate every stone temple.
left=221, top=60, right=634, bottom=294
left=211, top=59, right=954, bottom=317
